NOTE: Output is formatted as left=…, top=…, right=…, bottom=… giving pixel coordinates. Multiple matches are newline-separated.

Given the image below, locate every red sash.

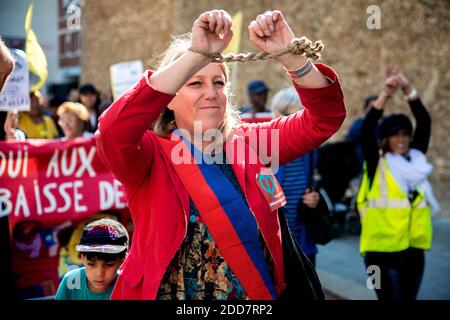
left=156, top=130, right=277, bottom=299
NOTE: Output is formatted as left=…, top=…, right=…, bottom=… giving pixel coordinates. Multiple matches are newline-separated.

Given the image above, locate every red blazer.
left=95, top=64, right=346, bottom=300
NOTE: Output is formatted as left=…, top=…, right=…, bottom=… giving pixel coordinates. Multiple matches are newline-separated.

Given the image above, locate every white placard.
left=110, top=60, right=144, bottom=100
left=0, top=49, right=30, bottom=111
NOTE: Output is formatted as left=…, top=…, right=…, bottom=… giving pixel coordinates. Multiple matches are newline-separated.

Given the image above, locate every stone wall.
left=82, top=0, right=450, bottom=213
left=81, top=0, right=174, bottom=92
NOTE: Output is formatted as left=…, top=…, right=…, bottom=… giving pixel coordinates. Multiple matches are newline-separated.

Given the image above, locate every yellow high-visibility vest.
left=356, top=158, right=432, bottom=254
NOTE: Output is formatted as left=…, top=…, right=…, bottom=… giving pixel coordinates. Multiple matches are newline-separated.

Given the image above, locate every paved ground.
left=323, top=288, right=345, bottom=300
left=317, top=215, right=450, bottom=300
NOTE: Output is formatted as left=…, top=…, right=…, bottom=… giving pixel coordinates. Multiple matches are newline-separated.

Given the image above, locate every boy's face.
left=81, top=255, right=123, bottom=293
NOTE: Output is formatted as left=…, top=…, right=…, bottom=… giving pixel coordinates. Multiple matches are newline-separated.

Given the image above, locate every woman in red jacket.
left=96, top=9, right=346, bottom=300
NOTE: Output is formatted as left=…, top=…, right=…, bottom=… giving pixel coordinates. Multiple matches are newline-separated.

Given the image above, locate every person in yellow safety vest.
left=356, top=67, right=439, bottom=300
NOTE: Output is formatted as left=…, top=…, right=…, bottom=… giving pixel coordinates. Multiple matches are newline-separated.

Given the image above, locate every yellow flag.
left=25, top=3, right=48, bottom=91
left=224, top=11, right=243, bottom=54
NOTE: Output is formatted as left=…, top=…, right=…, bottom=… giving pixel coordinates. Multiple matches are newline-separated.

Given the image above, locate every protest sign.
left=110, top=60, right=143, bottom=100
left=0, top=137, right=128, bottom=229
left=0, top=49, right=30, bottom=111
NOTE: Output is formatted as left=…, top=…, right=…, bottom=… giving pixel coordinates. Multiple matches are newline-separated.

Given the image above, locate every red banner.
left=0, top=137, right=128, bottom=230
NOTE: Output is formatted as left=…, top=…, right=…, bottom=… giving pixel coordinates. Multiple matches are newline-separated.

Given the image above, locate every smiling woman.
left=168, top=65, right=227, bottom=132
left=357, top=69, right=438, bottom=301
left=57, top=102, right=93, bottom=140
left=96, top=9, right=346, bottom=300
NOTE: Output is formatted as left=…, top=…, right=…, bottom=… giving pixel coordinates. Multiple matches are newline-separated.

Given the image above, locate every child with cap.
left=55, top=218, right=128, bottom=300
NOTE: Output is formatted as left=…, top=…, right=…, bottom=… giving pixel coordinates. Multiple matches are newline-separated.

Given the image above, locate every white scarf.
left=385, top=148, right=440, bottom=214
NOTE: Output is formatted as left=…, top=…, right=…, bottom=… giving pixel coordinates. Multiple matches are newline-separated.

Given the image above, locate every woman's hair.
left=379, top=113, right=413, bottom=154
left=78, top=83, right=101, bottom=113
left=57, top=102, right=90, bottom=122
left=29, top=90, right=44, bottom=107
left=152, top=33, right=240, bottom=138
left=270, top=87, right=302, bottom=116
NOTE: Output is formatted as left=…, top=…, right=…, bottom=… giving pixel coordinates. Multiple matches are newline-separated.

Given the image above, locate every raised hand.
left=372, top=75, right=401, bottom=110
left=396, top=72, right=414, bottom=95
left=383, top=75, right=401, bottom=97
left=303, top=189, right=320, bottom=209
left=149, top=10, right=233, bottom=94
left=191, top=10, right=233, bottom=54
left=0, top=38, right=15, bottom=92
left=248, top=10, right=295, bottom=56
left=386, top=66, right=413, bottom=95
left=247, top=10, right=329, bottom=88
left=4, top=110, right=18, bottom=140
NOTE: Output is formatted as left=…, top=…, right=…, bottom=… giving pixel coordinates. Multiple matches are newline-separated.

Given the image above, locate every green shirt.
left=55, top=267, right=115, bottom=300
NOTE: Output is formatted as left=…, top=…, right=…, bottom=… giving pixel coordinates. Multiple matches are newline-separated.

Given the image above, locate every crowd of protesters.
left=3, top=84, right=109, bottom=142
left=0, top=7, right=440, bottom=302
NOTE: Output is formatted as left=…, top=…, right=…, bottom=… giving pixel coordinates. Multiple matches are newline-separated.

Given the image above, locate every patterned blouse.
left=157, top=156, right=274, bottom=300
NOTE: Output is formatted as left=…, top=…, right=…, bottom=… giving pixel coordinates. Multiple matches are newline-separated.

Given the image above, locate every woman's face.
left=59, top=112, right=85, bottom=139
left=80, top=93, right=97, bottom=110
left=29, top=94, right=44, bottom=117
left=168, top=63, right=227, bottom=135
left=387, top=129, right=411, bottom=155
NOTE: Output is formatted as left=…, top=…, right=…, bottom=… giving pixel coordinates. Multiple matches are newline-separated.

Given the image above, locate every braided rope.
left=188, top=36, right=324, bottom=63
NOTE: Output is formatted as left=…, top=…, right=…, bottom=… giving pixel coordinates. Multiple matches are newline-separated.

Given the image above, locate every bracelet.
left=404, top=87, right=418, bottom=101
left=284, top=59, right=313, bottom=78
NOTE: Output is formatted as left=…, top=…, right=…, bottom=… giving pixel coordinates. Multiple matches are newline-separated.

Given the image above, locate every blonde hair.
left=57, top=102, right=90, bottom=122
left=152, top=33, right=240, bottom=138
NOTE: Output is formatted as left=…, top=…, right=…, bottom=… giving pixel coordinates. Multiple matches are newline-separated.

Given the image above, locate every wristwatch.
left=405, top=87, right=418, bottom=101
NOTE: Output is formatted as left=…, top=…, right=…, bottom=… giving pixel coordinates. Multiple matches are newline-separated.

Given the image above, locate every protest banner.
left=0, top=137, right=128, bottom=230
left=0, top=137, right=132, bottom=298
left=0, top=49, right=30, bottom=111
left=110, top=60, right=143, bottom=100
